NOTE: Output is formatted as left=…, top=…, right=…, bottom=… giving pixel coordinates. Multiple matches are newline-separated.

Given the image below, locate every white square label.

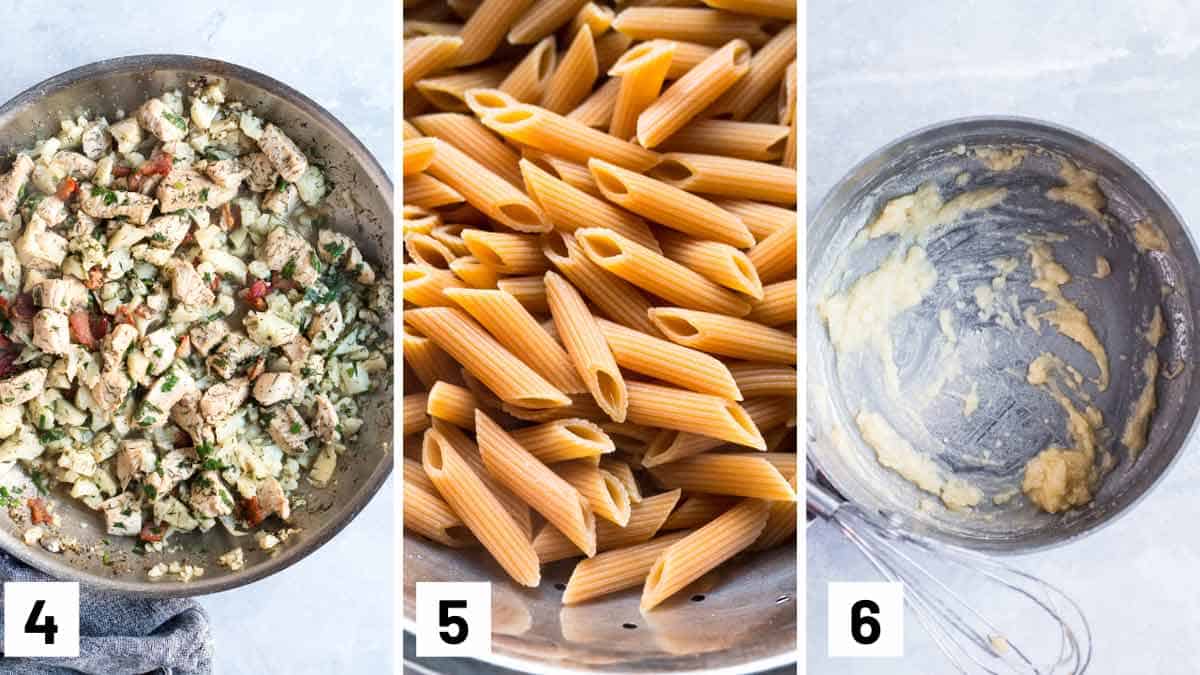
left=415, top=581, right=491, bottom=658
left=827, top=581, right=904, bottom=658
left=4, top=582, right=80, bottom=658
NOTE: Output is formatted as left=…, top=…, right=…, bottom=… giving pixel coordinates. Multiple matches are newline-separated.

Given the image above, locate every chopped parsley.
left=162, top=373, right=178, bottom=392
left=289, top=421, right=302, bottom=434
left=281, top=257, right=296, bottom=280
left=275, top=176, right=288, bottom=193
left=323, top=241, right=346, bottom=259
left=0, top=486, right=17, bottom=508
left=139, top=416, right=156, bottom=427
left=162, top=110, right=188, bottom=131
left=90, top=185, right=119, bottom=206
left=142, top=484, right=157, bottom=499
left=151, top=232, right=167, bottom=243
left=37, top=429, right=65, bottom=443
left=199, top=187, right=210, bottom=203
left=202, top=458, right=224, bottom=472
left=30, top=470, right=48, bottom=496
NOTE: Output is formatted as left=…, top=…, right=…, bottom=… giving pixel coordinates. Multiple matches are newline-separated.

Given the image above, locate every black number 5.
left=850, top=599, right=880, bottom=645
left=25, top=599, right=58, bottom=645
left=438, top=600, right=468, bottom=645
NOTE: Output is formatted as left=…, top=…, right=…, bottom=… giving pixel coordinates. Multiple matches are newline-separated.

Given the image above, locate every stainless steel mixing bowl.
left=0, top=55, right=393, bottom=595
left=807, top=117, right=1199, bottom=553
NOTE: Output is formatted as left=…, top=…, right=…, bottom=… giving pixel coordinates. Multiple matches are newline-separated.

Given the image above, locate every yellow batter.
left=855, top=410, right=983, bottom=510
left=1021, top=354, right=1104, bottom=513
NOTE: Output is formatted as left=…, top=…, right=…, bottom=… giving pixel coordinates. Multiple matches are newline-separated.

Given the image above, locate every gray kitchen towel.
left=0, top=551, right=213, bottom=674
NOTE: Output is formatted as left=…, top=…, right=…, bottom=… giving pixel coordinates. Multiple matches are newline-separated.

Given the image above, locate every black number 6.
left=438, top=600, right=469, bottom=645
left=850, top=599, right=881, bottom=645
left=25, top=599, right=58, bottom=645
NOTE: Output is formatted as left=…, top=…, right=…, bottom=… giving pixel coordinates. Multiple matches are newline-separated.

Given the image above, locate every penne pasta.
left=510, top=0, right=590, bottom=44
left=403, top=327, right=464, bottom=390
left=404, top=393, right=431, bottom=436
left=403, top=173, right=465, bottom=210
left=476, top=410, right=598, bottom=557
left=656, top=120, right=789, bottom=161
left=609, top=40, right=676, bottom=141
left=746, top=217, right=796, bottom=284
left=411, top=113, right=524, bottom=188
left=701, top=0, right=795, bottom=19
left=642, top=396, right=793, bottom=465
left=403, top=137, right=437, bottom=175
left=650, top=307, right=796, bottom=363
left=555, top=459, right=632, bottom=526
left=562, top=531, right=690, bottom=604
left=424, top=138, right=550, bottom=232
left=648, top=453, right=795, bottom=500
left=598, top=318, right=742, bottom=400
left=744, top=280, right=795, bottom=326
left=403, top=263, right=463, bottom=308
left=599, top=457, right=642, bottom=503
left=403, top=458, right=475, bottom=548
left=752, top=479, right=798, bottom=550
left=448, top=256, right=500, bottom=289
left=404, top=35, right=465, bottom=89
left=650, top=152, right=796, bottom=204
left=416, top=62, right=511, bottom=112
left=545, top=270, right=628, bottom=422
left=612, top=8, right=770, bottom=47
left=534, top=488, right=681, bottom=563
left=567, top=78, right=621, bottom=129
left=593, top=30, right=634, bottom=74
left=523, top=150, right=602, bottom=197
left=499, top=36, right=558, bottom=103
left=707, top=24, right=796, bottom=120
left=434, top=420, right=534, bottom=537
left=625, top=380, right=765, bottom=448
left=727, top=362, right=797, bottom=399
left=496, top=275, right=549, bottom=314
left=714, top=198, right=794, bottom=242
left=431, top=225, right=471, bottom=257
left=461, top=229, right=550, bottom=275
left=404, top=20, right=461, bottom=39
left=657, top=229, right=764, bottom=299
left=426, top=381, right=478, bottom=429
left=661, top=494, right=738, bottom=531
left=405, top=233, right=457, bottom=269
left=509, top=418, right=615, bottom=463
left=781, top=61, right=796, bottom=168
left=636, top=39, right=751, bottom=148
left=403, top=119, right=423, bottom=140
left=569, top=2, right=615, bottom=38
left=504, top=394, right=605, bottom=423
left=541, top=25, right=599, bottom=115
left=448, top=0, right=482, bottom=20
left=651, top=39, right=718, bottom=79
left=541, top=231, right=660, bottom=335
left=451, top=0, right=537, bottom=66
left=520, top=158, right=660, bottom=252
left=574, top=227, right=752, bottom=316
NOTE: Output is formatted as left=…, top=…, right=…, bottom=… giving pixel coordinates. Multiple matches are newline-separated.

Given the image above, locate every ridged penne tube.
left=509, top=0, right=589, bottom=44
left=448, top=256, right=500, bottom=289
left=555, top=459, right=632, bottom=526
left=405, top=21, right=461, bottom=39
left=541, top=25, right=598, bottom=114
left=426, top=381, right=478, bottom=429
left=566, top=78, right=621, bottom=129
left=404, top=35, right=465, bottom=89
left=626, top=381, right=765, bottom=448
left=574, top=227, right=752, bottom=316
left=657, top=229, right=764, bottom=299
left=463, top=87, right=525, bottom=118
left=641, top=498, right=769, bottom=610
left=534, top=489, right=681, bottom=563
left=714, top=198, right=794, bottom=242
left=451, top=0, right=536, bottom=66
left=612, top=8, right=770, bottom=47
left=597, top=319, right=742, bottom=400
left=509, top=418, right=615, bottom=463
left=563, top=531, right=691, bottom=604
left=599, top=457, right=642, bottom=503
left=479, top=100, right=661, bottom=171
left=411, top=113, right=524, bottom=187
left=752, top=481, right=797, bottom=550
left=636, top=39, right=751, bottom=147
left=650, top=153, right=795, bottom=204
left=416, top=63, right=511, bottom=112
left=643, top=396, right=793, bottom=465
left=405, top=393, right=431, bottom=436
left=496, top=275, right=548, bottom=314
left=746, top=218, right=796, bottom=284
left=404, top=174, right=465, bottom=210
left=759, top=452, right=798, bottom=481
left=406, top=307, right=571, bottom=409
left=461, top=229, right=549, bottom=275
left=504, top=394, right=605, bottom=423
left=569, top=2, right=615, bottom=37
left=403, top=205, right=440, bottom=235
left=650, top=308, right=796, bottom=364
left=707, top=24, right=795, bottom=120
left=746, top=90, right=780, bottom=123
left=403, top=137, right=437, bottom=175
left=424, top=138, right=550, bottom=232
left=601, top=422, right=659, bottom=444
left=403, top=263, right=462, bottom=307
left=443, top=287, right=585, bottom=393
left=609, top=40, right=675, bottom=141
left=403, top=325, right=463, bottom=388
left=660, top=494, right=738, bottom=531
left=405, top=91, right=432, bottom=118
left=648, top=453, right=795, bottom=500
left=702, top=0, right=795, bottom=19
left=520, top=159, right=660, bottom=252
left=744, top=280, right=795, bottom=326
left=499, top=36, right=558, bottom=103
left=647, top=39, right=717, bottom=79
left=403, top=119, right=423, bottom=140
left=656, top=120, right=789, bottom=161
left=545, top=271, right=628, bottom=422
left=587, top=160, right=753, bottom=247
left=523, top=150, right=601, bottom=197
left=476, top=411, right=598, bottom=558
left=781, top=61, right=796, bottom=169
left=727, top=363, right=797, bottom=399
left=431, top=225, right=471, bottom=257
left=405, top=233, right=457, bottom=269
left=434, top=420, right=534, bottom=537
left=403, top=458, right=474, bottom=548
left=422, top=429, right=540, bottom=586
left=542, top=231, right=659, bottom=336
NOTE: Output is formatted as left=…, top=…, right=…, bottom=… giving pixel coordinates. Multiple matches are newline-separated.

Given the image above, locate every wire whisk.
left=809, top=479, right=1093, bottom=674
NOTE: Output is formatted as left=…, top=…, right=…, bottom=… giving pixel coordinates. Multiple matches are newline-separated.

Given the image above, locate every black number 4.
left=438, top=600, right=468, bottom=645
left=24, top=600, right=58, bottom=645
left=850, top=599, right=881, bottom=645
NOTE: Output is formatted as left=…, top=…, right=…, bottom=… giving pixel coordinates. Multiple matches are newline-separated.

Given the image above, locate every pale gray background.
left=0, top=1, right=395, bottom=673
left=809, top=1, right=1200, bottom=673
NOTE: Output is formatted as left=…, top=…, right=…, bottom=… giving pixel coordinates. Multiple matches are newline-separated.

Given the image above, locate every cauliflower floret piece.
left=106, top=223, right=147, bottom=251
left=0, top=428, right=43, bottom=463
left=0, top=242, right=21, bottom=289
left=81, top=120, right=111, bottom=160
left=108, top=118, right=143, bottom=154
left=169, top=260, right=215, bottom=308
left=99, top=493, right=142, bottom=536
left=0, top=155, right=34, bottom=222
left=154, top=495, right=199, bottom=531
left=200, top=377, right=249, bottom=423
left=204, top=158, right=250, bottom=190
left=34, top=196, right=68, bottom=227
left=294, top=165, right=326, bottom=207
left=261, top=182, right=299, bottom=216
left=257, top=124, right=308, bottom=182
left=49, top=151, right=97, bottom=179
left=253, top=372, right=297, bottom=406
left=101, top=323, right=138, bottom=371
left=157, top=169, right=236, bottom=212
left=0, top=406, right=22, bottom=439
left=137, top=98, right=188, bottom=142
left=31, top=309, right=70, bottom=355
left=267, top=405, right=313, bottom=455
left=307, top=302, right=344, bottom=349
left=309, top=443, right=338, bottom=485
left=189, top=320, right=229, bottom=356
left=0, top=368, right=47, bottom=406
left=58, top=449, right=97, bottom=477
left=244, top=312, right=299, bottom=348
left=313, top=394, right=340, bottom=443
left=140, top=328, right=177, bottom=376
left=15, top=217, right=68, bottom=271
left=146, top=213, right=190, bottom=251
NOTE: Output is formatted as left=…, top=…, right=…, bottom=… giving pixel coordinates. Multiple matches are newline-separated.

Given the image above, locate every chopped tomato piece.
left=55, top=177, right=78, bottom=201
left=270, top=273, right=298, bottom=292
left=68, top=311, right=97, bottom=348
left=111, top=165, right=132, bottom=177
left=10, top=293, right=35, bottom=320
left=0, top=352, right=17, bottom=378
left=28, top=498, right=50, bottom=525
left=140, top=152, right=173, bottom=177
left=242, top=496, right=266, bottom=527
left=113, top=305, right=136, bottom=326
left=176, top=335, right=191, bottom=359
left=219, top=203, right=237, bottom=230
left=247, top=356, right=266, bottom=381
left=85, top=265, right=105, bottom=290
left=139, top=523, right=164, bottom=543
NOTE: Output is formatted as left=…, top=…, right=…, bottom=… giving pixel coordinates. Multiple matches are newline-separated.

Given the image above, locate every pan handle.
left=806, top=478, right=844, bottom=519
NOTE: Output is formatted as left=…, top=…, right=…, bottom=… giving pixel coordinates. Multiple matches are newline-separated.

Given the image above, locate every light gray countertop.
left=808, top=1, right=1200, bottom=673
left=0, top=1, right=394, bottom=673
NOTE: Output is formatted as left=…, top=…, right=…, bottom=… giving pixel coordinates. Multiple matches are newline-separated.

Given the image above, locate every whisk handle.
left=807, top=479, right=844, bottom=519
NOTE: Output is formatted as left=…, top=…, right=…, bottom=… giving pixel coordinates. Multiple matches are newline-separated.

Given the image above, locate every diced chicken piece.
left=139, top=367, right=197, bottom=429
left=0, top=242, right=20, bottom=289
left=145, top=449, right=196, bottom=497
left=115, top=439, right=156, bottom=489
left=34, top=196, right=67, bottom=227
left=137, top=98, right=188, bottom=142
left=256, top=476, right=291, bottom=521
left=78, top=183, right=156, bottom=224
left=280, top=335, right=311, bottom=364
left=50, top=151, right=98, bottom=180
left=32, top=309, right=70, bottom=355
left=99, top=493, right=142, bottom=536
left=313, top=394, right=340, bottom=443
left=0, top=368, right=47, bottom=406
left=342, top=245, right=376, bottom=285
left=200, top=377, right=249, bottom=422
left=189, top=320, right=229, bottom=356
left=204, top=158, right=250, bottom=189
left=107, top=223, right=147, bottom=251
left=90, top=367, right=130, bottom=416
left=316, top=229, right=353, bottom=265
left=261, top=182, right=299, bottom=216
left=268, top=405, right=313, bottom=454
left=108, top=118, right=143, bottom=153
left=140, top=328, right=177, bottom=375
left=81, top=121, right=111, bottom=160
left=307, top=302, right=344, bottom=348
left=143, top=213, right=190, bottom=251
left=169, top=260, right=215, bottom=307
left=0, top=155, right=34, bottom=222
left=244, top=152, right=277, bottom=192
left=33, top=277, right=88, bottom=312
left=102, top=323, right=138, bottom=371
left=157, top=169, right=236, bottom=212
left=253, top=372, right=296, bottom=406
left=189, top=471, right=234, bottom=518
left=170, top=390, right=210, bottom=445
left=206, top=333, right=262, bottom=380
left=260, top=226, right=318, bottom=285
left=0, top=428, right=42, bottom=463
left=257, top=124, right=308, bottom=182
left=68, top=210, right=98, bottom=239
left=15, top=217, right=68, bottom=271
left=244, top=312, right=299, bottom=348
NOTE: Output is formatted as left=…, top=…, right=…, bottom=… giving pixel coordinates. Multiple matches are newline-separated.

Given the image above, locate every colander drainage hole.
left=775, top=594, right=790, bottom=604
left=554, top=583, right=566, bottom=591
left=690, top=594, right=705, bottom=602
left=622, top=623, right=637, bottom=630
